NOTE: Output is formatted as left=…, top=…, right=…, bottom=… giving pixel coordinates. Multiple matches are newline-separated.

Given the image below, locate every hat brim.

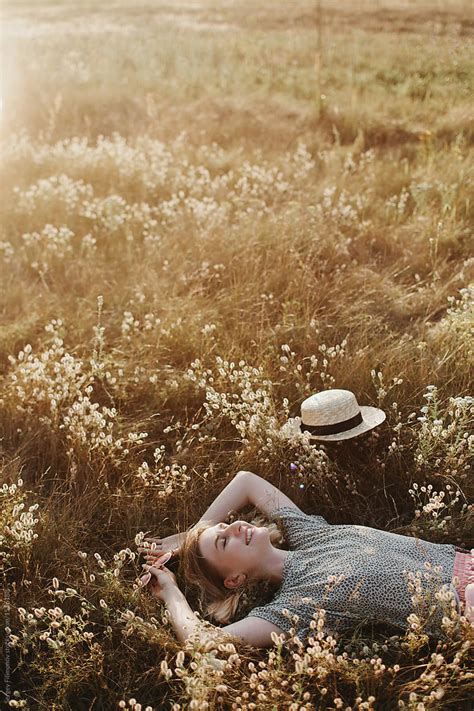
left=297, top=406, right=386, bottom=442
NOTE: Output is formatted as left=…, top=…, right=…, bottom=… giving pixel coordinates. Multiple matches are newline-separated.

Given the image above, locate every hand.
left=138, top=532, right=184, bottom=565
left=138, top=556, right=178, bottom=602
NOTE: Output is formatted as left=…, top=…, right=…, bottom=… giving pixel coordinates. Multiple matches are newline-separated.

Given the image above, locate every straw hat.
left=298, top=389, right=386, bottom=442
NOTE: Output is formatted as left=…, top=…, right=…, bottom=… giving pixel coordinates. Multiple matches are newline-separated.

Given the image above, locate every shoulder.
left=269, top=505, right=329, bottom=530
left=269, top=505, right=306, bottom=520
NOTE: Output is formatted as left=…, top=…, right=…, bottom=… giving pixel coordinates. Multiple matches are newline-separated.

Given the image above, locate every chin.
left=254, top=526, right=269, bottom=545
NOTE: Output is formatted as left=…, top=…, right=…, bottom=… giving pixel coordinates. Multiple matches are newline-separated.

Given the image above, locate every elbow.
left=236, top=469, right=255, bottom=480
left=235, top=469, right=257, bottom=491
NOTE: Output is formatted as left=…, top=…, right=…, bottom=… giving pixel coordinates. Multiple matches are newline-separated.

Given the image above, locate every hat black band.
left=300, top=411, right=363, bottom=436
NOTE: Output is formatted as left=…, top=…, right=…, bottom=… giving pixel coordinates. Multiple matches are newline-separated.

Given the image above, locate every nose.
left=230, top=522, right=244, bottom=538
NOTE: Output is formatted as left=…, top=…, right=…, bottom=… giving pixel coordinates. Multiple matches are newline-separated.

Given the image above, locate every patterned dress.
left=249, top=507, right=459, bottom=641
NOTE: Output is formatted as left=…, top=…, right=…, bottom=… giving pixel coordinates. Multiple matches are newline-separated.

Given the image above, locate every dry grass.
left=0, top=1, right=473, bottom=709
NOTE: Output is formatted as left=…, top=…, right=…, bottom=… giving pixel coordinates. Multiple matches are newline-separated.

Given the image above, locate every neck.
left=255, top=546, right=289, bottom=585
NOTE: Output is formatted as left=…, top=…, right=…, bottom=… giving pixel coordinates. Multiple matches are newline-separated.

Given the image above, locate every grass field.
left=1, top=1, right=473, bottom=709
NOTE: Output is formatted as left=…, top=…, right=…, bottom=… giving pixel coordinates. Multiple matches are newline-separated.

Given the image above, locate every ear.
left=223, top=572, right=247, bottom=590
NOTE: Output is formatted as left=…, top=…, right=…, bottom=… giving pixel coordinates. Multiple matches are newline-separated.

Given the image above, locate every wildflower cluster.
left=4, top=319, right=148, bottom=470
left=81, top=194, right=159, bottom=241
left=5, top=691, right=28, bottom=709
left=11, top=598, right=94, bottom=654
left=342, top=148, right=376, bottom=178
left=370, top=369, right=404, bottom=407
left=397, top=638, right=472, bottom=709
left=158, top=607, right=411, bottom=710
left=413, top=386, right=473, bottom=480
left=313, top=185, right=371, bottom=235
left=21, top=224, right=74, bottom=274
left=134, top=445, right=191, bottom=498
left=13, top=173, right=94, bottom=216
left=118, top=699, right=153, bottom=711
left=84, top=546, right=138, bottom=590
left=184, top=356, right=274, bottom=445
left=9, top=577, right=101, bottom=662
left=163, top=637, right=243, bottom=711
left=0, top=477, right=40, bottom=567
left=183, top=353, right=337, bottom=491
left=121, top=311, right=162, bottom=340
left=6, top=320, right=90, bottom=426
left=429, top=285, right=474, bottom=362
left=119, top=608, right=167, bottom=642
left=408, top=482, right=468, bottom=533
left=403, top=563, right=457, bottom=636
left=384, top=178, right=463, bottom=226
left=0, top=239, right=15, bottom=263
left=409, top=178, right=461, bottom=216
left=385, top=187, right=411, bottom=220
left=3, top=132, right=411, bottom=291
left=5, top=134, right=318, bottom=243
left=279, top=338, right=348, bottom=392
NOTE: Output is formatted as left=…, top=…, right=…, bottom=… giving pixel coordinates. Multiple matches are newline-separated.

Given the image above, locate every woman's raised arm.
left=194, top=470, right=253, bottom=524
left=141, top=470, right=302, bottom=559
left=243, top=470, right=303, bottom=518
left=195, top=470, right=302, bottom=523
left=141, top=470, right=251, bottom=557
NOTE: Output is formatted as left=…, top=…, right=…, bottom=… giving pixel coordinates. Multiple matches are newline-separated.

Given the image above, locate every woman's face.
left=198, top=520, right=270, bottom=588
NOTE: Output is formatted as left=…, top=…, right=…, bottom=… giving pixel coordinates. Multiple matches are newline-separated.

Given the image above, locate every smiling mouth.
left=245, top=527, right=253, bottom=545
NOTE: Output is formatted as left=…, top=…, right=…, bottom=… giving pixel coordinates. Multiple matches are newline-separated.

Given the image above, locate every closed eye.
left=216, top=523, right=228, bottom=550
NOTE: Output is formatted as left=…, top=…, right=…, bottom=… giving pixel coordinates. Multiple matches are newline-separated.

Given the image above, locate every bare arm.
left=196, top=470, right=302, bottom=523
left=195, top=470, right=252, bottom=524
left=142, top=470, right=301, bottom=558
left=141, top=471, right=252, bottom=555
left=141, top=563, right=285, bottom=648
left=242, top=470, right=303, bottom=518
left=163, top=584, right=285, bottom=648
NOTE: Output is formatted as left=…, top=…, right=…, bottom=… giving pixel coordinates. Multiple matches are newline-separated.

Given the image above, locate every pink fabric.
left=452, top=550, right=474, bottom=604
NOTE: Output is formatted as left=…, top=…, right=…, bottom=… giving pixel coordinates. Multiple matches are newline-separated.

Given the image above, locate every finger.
left=145, top=556, right=162, bottom=566
left=154, top=551, right=172, bottom=566
left=143, top=551, right=172, bottom=567
left=143, top=563, right=173, bottom=581
left=138, top=572, right=152, bottom=587
left=144, top=553, right=165, bottom=565
left=142, top=563, right=162, bottom=578
left=139, top=542, right=160, bottom=550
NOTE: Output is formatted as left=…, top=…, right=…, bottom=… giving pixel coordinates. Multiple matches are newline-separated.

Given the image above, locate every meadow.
left=0, top=0, right=473, bottom=708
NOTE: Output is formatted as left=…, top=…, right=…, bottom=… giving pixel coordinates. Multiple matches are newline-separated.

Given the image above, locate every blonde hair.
left=179, top=512, right=286, bottom=624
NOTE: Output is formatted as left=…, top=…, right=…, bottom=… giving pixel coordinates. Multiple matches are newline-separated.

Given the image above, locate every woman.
left=138, top=470, right=474, bottom=648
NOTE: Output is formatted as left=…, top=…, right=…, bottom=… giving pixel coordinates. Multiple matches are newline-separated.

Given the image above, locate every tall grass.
left=1, top=1, right=473, bottom=709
